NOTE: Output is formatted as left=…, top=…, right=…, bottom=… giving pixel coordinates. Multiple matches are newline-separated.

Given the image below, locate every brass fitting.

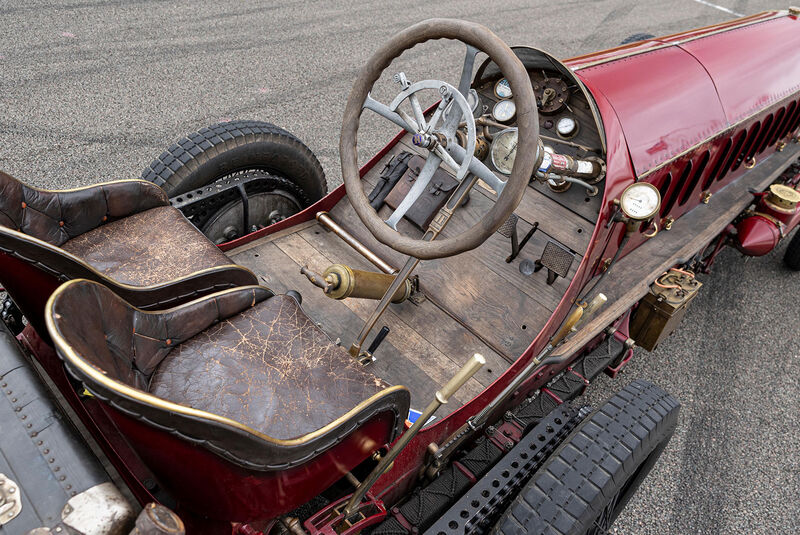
left=323, top=264, right=412, bottom=303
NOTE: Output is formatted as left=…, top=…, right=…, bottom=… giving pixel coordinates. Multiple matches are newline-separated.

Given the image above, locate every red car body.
left=3, top=9, right=800, bottom=533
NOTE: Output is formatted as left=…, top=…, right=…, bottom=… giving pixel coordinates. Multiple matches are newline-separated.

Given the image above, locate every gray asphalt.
left=1, top=0, right=798, bottom=533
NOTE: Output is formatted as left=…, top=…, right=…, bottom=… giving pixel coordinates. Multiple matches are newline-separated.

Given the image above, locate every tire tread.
left=493, top=380, right=679, bottom=535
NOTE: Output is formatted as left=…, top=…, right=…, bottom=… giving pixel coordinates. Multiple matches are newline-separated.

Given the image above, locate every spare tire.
left=493, top=380, right=680, bottom=535
left=141, top=120, right=327, bottom=202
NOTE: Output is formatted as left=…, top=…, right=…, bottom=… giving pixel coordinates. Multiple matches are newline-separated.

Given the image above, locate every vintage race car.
left=1, top=8, right=799, bottom=535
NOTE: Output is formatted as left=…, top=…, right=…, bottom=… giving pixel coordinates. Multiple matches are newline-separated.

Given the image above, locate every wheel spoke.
left=408, top=93, right=428, bottom=132
left=425, top=98, right=450, bottom=134
left=363, top=93, right=415, bottom=133
left=457, top=45, right=479, bottom=98
left=447, top=143, right=507, bottom=194
left=384, top=153, right=442, bottom=230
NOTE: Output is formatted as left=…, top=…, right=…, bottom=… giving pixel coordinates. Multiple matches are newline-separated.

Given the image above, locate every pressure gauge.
left=492, top=99, right=516, bottom=123
left=494, top=78, right=512, bottom=99
left=490, top=128, right=518, bottom=175
left=619, top=183, right=661, bottom=220
left=556, top=116, right=578, bottom=138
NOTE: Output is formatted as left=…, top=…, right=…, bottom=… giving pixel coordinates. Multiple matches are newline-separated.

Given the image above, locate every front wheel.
left=493, top=380, right=680, bottom=535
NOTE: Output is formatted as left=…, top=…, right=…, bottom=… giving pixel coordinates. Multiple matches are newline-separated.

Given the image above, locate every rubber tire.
left=619, top=33, right=655, bottom=45
left=783, top=228, right=800, bottom=270
left=141, top=120, right=327, bottom=200
left=493, top=380, right=680, bottom=535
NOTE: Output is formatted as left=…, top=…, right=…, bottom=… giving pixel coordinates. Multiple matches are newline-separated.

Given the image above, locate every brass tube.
left=323, top=264, right=412, bottom=303
left=316, top=212, right=394, bottom=274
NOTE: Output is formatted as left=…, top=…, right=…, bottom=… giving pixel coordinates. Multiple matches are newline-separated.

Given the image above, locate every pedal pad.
left=535, top=240, right=574, bottom=285
left=496, top=213, right=518, bottom=238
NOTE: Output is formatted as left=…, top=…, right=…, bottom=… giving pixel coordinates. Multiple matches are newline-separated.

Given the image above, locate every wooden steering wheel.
left=340, top=18, right=539, bottom=260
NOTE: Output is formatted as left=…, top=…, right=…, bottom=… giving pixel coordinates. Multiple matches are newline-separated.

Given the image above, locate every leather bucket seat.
left=0, top=171, right=257, bottom=336
left=46, top=279, right=411, bottom=520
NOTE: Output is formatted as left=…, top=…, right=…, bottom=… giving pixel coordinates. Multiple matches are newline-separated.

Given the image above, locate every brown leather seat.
left=0, top=171, right=257, bottom=335
left=46, top=279, right=410, bottom=469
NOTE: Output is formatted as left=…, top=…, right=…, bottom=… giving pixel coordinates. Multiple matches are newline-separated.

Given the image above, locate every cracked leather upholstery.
left=62, top=206, right=234, bottom=286
left=0, top=171, right=257, bottom=333
left=48, top=280, right=410, bottom=469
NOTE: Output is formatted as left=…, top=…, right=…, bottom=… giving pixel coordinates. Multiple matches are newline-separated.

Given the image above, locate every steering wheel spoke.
left=384, top=153, right=442, bottom=230
left=458, top=45, right=480, bottom=98
left=363, top=93, right=415, bottom=133
left=447, top=143, right=508, bottom=195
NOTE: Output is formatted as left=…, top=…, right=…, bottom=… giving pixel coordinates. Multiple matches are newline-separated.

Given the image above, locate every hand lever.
left=343, top=354, right=485, bottom=517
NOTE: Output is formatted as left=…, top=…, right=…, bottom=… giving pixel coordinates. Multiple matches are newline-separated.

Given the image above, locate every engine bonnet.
left=568, top=11, right=800, bottom=177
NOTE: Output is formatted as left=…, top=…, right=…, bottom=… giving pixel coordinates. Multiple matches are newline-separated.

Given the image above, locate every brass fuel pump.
left=301, top=264, right=412, bottom=304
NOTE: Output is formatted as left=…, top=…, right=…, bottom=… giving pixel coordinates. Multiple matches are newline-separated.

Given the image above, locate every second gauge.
left=490, top=127, right=518, bottom=176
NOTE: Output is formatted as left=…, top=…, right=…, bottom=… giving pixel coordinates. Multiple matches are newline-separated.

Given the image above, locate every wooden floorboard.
left=234, top=241, right=476, bottom=416
left=327, top=201, right=544, bottom=358
left=293, top=226, right=509, bottom=388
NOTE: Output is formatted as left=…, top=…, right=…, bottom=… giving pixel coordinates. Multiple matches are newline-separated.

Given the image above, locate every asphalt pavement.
left=1, top=1, right=798, bottom=533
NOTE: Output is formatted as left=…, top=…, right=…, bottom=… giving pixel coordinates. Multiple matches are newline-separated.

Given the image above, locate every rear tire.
left=141, top=120, right=327, bottom=201
left=493, top=380, right=680, bottom=535
left=783, top=229, right=800, bottom=270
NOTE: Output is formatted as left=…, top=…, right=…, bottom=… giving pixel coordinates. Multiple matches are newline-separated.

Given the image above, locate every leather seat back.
left=47, top=279, right=409, bottom=471
left=0, top=171, right=169, bottom=245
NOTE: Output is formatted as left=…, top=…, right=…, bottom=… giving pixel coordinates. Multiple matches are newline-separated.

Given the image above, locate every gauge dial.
left=490, top=128, right=518, bottom=175
left=533, top=76, right=570, bottom=114
left=619, top=183, right=661, bottom=220
left=556, top=116, right=578, bottom=138
left=494, top=78, right=512, bottom=99
left=492, top=99, right=516, bottom=123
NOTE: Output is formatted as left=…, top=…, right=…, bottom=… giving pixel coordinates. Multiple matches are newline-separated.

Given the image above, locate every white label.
left=576, top=160, right=593, bottom=175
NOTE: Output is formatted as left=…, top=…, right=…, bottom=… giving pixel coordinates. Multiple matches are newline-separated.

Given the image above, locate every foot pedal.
left=534, top=240, right=574, bottom=285
left=497, top=214, right=539, bottom=263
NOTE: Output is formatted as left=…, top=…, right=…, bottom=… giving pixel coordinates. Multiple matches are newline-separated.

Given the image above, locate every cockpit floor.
left=230, top=139, right=588, bottom=417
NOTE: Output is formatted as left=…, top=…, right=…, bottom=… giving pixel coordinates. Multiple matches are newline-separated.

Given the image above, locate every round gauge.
left=494, top=78, right=512, bottom=99
left=619, top=183, right=661, bottom=220
left=490, top=128, right=518, bottom=175
left=556, top=116, right=578, bottom=138
left=533, top=76, right=570, bottom=114
left=492, top=99, right=516, bottom=123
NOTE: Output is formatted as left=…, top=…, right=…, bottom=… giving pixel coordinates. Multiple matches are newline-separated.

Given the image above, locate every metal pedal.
left=534, top=240, right=574, bottom=285
left=497, top=214, right=539, bottom=263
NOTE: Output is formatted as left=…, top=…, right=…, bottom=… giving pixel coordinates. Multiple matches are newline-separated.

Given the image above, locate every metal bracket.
left=0, top=474, right=22, bottom=526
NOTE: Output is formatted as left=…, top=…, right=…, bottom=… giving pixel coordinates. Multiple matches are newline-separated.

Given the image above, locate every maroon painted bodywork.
left=5, top=10, right=800, bottom=530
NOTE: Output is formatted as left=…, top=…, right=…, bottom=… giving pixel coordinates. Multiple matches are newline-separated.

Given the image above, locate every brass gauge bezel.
left=619, top=182, right=661, bottom=221
left=492, top=99, right=516, bottom=123
left=490, top=127, right=518, bottom=176
left=493, top=78, right=513, bottom=99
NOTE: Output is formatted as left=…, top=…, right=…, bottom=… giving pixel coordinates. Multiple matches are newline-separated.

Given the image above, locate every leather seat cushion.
left=61, top=206, right=233, bottom=286
left=149, top=294, right=392, bottom=440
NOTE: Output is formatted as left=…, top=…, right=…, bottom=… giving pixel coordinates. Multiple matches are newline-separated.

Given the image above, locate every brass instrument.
left=301, top=264, right=412, bottom=304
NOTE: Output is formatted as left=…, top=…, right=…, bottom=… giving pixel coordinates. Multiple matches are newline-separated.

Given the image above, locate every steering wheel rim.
left=340, top=18, right=539, bottom=260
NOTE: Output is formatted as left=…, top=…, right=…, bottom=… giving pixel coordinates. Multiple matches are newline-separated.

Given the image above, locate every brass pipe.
left=323, top=264, right=412, bottom=303
left=343, top=353, right=486, bottom=517
left=316, top=212, right=395, bottom=274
